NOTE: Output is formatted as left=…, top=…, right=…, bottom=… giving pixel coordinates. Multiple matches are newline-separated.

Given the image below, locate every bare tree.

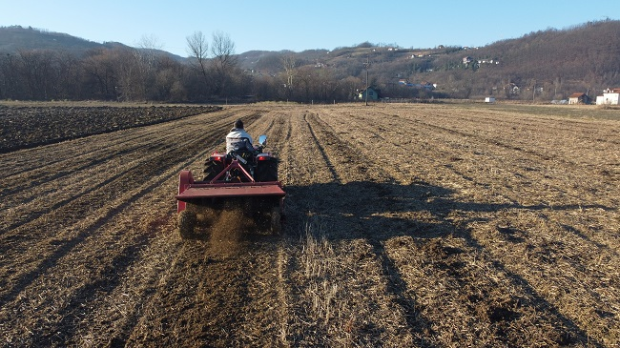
left=135, top=34, right=163, bottom=100
left=18, top=49, right=55, bottom=100
left=54, top=50, right=81, bottom=100
left=116, top=48, right=139, bottom=101
left=296, top=66, right=317, bottom=102
left=186, top=31, right=210, bottom=97
left=154, top=55, right=185, bottom=101
left=82, top=48, right=121, bottom=100
left=211, top=31, right=237, bottom=70
left=210, top=31, right=238, bottom=97
left=281, top=54, right=296, bottom=99
left=0, top=53, right=23, bottom=99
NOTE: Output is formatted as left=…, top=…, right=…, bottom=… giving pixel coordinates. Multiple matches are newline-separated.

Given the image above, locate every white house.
left=569, top=92, right=591, bottom=104
left=596, top=88, right=620, bottom=105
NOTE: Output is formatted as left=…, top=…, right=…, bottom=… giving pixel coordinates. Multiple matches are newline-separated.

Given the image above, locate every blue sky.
left=2, top=0, right=618, bottom=57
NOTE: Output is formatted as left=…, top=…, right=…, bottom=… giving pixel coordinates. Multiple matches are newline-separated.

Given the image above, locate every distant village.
left=545, top=88, right=620, bottom=105
left=462, top=56, right=619, bottom=105
left=355, top=47, right=620, bottom=105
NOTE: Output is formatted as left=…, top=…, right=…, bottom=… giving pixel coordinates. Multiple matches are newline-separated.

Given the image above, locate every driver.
left=226, top=120, right=254, bottom=154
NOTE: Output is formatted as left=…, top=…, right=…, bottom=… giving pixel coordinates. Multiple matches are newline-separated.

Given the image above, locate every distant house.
left=478, top=58, right=499, bottom=65
left=568, top=92, right=591, bottom=105
left=397, top=80, right=435, bottom=90
left=359, top=87, right=378, bottom=101
left=596, top=88, right=620, bottom=105
left=419, top=81, right=436, bottom=90
left=508, top=83, right=520, bottom=95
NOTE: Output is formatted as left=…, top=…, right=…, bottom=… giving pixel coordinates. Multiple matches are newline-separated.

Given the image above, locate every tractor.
left=175, top=135, right=285, bottom=239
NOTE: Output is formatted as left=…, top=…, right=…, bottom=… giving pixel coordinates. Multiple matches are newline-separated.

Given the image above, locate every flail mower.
left=175, top=135, right=285, bottom=239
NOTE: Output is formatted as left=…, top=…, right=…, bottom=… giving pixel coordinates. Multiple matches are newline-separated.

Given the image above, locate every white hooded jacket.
left=226, top=128, right=253, bottom=153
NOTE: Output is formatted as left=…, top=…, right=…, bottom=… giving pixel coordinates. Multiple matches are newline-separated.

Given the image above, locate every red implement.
left=175, top=145, right=285, bottom=238
left=176, top=169, right=285, bottom=213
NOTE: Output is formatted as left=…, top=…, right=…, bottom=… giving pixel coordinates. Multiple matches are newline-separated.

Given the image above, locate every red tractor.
left=175, top=135, right=285, bottom=239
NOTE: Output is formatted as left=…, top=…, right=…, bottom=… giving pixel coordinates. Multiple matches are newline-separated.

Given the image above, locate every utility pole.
left=364, top=57, right=370, bottom=106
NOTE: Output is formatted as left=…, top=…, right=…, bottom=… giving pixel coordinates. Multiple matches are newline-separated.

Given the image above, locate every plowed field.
left=1, top=103, right=619, bottom=347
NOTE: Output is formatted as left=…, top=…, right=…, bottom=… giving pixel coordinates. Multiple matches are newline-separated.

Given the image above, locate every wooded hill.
left=0, top=26, right=101, bottom=54
left=0, top=26, right=183, bottom=60
left=238, top=20, right=620, bottom=100
left=1, top=20, right=619, bottom=102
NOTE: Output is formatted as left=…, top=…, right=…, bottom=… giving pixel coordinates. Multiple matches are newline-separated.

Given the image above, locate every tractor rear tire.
left=178, top=210, right=197, bottom=239
left=203, top=158, right=224, bottom=182
left=255, top=158, right=278, bottom=182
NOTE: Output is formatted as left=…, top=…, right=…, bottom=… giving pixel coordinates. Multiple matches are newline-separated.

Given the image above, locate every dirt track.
left=1, top=103, right=619, bottom=347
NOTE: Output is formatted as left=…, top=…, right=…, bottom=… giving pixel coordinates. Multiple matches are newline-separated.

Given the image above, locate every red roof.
left=569, top=92, right=586, bottom=98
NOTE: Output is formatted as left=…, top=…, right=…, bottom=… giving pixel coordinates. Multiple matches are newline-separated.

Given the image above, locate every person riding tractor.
left=226, top=120, right=255, bottom=159
left=175, top=119, right=284, bottom=238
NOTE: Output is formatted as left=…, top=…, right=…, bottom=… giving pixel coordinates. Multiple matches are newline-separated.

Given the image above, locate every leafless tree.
left=186, top=31, right=210, bottom=96
left=0, top=53, right=22, bottom=99
left=18, top=49, right=55, bottom=100
left=211, top=31, right=237, bottom=69
left=116, top=48, right=140, bottom=101
left=134, top=34, right=163, bottom=100
left=154, top=55, right=185, bottom=101
left=210, top=31, right=238, bottom=97
left=281, top=54, right=296, bottom=99
left=53, top=50, right=81, bottom=99
left=82, top=48, right=121, bottom=100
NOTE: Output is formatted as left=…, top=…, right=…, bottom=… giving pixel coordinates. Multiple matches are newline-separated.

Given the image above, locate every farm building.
left=595, top=88, right=620, bottom=105
left=397, top=80, right=436, bottom=90
left=568, top=92, right=591, bottom=105
left=358, top=87, right=379, bottom=101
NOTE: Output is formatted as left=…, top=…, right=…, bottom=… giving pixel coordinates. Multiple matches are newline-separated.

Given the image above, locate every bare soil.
left=0, top=104, right=219, bottom=152
left=1, top=102, right=619, bottom=347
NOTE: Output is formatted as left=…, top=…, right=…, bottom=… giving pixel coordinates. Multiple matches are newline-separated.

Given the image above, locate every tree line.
left=2, top=20, right=619, bottom=103
left=0, top=30, right=371, bottom=103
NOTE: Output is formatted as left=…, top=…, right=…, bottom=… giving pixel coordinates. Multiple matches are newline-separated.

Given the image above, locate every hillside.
left=0, top=26, right=183, bottom=60
left=0, top=25, right=109, bottom=54
left=238, top=20, right=620, bottom=99
left=1, top=21, right=619, bottom=102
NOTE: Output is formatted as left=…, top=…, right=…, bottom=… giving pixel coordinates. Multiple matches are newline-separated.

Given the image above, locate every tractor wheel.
left=255, top=158, right=278, bottom=182
left=203, top=158, right=224, bottom=182
left=270, top=207, right=282, bottom=235
left=178, top=210, right=197, bottom=239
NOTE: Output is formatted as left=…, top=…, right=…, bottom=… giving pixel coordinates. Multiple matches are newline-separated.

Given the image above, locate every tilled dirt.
left=1, top=103, right=619, bottom=347
left=0, top=104, right=220, bottom=152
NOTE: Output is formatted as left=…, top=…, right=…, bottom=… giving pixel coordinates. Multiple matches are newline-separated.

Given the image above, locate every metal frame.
left=176, top=159, right=285, bottom=213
